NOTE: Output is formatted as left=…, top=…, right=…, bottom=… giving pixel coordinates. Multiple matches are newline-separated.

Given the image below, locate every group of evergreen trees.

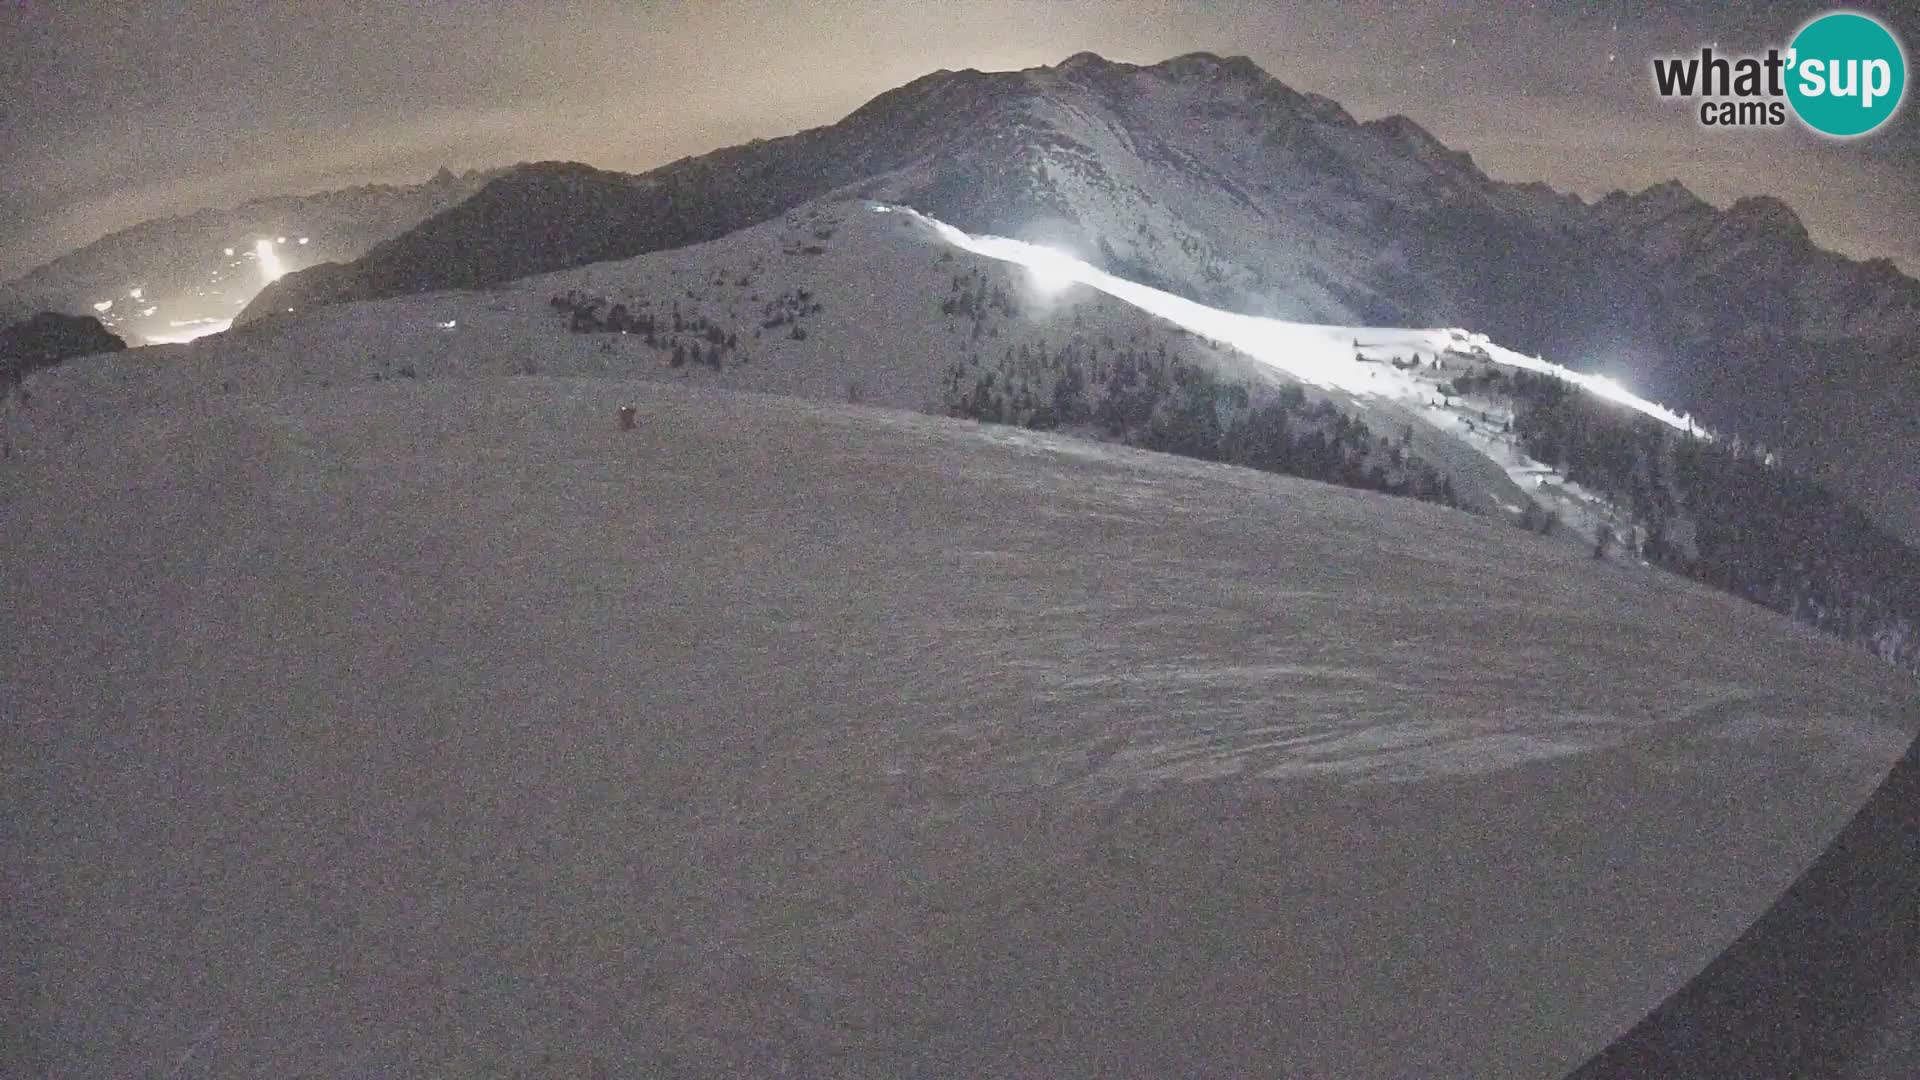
left=939, top=269, right=1020, bottom=342
left=1444, top=368, right=1675, bottom=541
left=1460, top=366, right=1920, bottom=670
left=1673, top=437, right=1920, bottom=665
left=548, top=291, right=734, bottom=371
left=940, top=338, right=1460, bottom=510
left=760, top=288, right=823, bottom=336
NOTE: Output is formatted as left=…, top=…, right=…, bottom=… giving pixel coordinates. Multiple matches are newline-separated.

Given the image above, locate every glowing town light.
left=276, top=236, right=287, bottom=244
left=142, top=317, right=232, bottom=345
left=297, top=237, right=310, bottom=245
left=436, top=319, right=458, bottom=329
left=255, top=238, right=286, bottom=282
left=128, top=287, right=143, bottom=300
left=223, top=247, right=235, bottom=257
left=92, top=300, right=113, bottom=312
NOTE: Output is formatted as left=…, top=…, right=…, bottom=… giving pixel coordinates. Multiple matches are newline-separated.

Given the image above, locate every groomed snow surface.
left=5, top=372, right=1915, bottom=1077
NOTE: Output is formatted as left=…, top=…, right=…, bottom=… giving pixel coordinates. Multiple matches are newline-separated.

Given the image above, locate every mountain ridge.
left=84, top=51, right=1920, bottom=536
left=241, top=52, right=1920, bottom=348
left=36, top=194, right=1917, bottom=673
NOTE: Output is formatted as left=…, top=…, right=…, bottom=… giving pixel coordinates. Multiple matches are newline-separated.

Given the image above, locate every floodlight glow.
left=897, top=203, right=1709, bottom=437
left=1024, top=247, right=1080, bottom=295
left=142, top=317, right=232, bottom=344
left=1583, top=376, right=1636, bottom=408
left=255, top=238, right=286, bottom=282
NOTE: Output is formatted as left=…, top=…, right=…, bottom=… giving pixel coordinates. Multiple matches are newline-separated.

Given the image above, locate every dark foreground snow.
left=5, top=378, right=1915, bottom=1077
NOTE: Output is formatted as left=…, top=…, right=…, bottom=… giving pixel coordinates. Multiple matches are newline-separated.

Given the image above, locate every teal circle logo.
left=1786, top=11, right=1906, bottom=137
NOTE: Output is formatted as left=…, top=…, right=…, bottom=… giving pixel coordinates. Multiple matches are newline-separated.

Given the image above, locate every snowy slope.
left=227, top=51, right=1920, bottom=543
left=210, top=200, right=1227, bottom=412
left=4, top=371, right=1915, bottom=1078
left=24, top=195, right=1903, bottom=648
left=913, top=202, right=1718, bottom=551
left=69, top=198, right=1687, bottom=533
left=184, top=197, right=1732, bottom=556
left=59, top=197, right=1920, bottom=682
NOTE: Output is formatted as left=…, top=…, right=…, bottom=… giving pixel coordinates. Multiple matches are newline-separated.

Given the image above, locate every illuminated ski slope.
left=892, top=205, right=1709, bottom=439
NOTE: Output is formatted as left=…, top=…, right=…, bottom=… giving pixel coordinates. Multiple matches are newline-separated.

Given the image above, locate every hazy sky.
left=3, top=0, right=1918, bottom=280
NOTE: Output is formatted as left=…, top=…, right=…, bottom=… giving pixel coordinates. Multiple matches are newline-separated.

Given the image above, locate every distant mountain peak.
left=1634, top=178, right=1708, bottom=211
left=1589, top=178, right=1711, bottom=226
left=1365, top=114, right=1445, bottom=152
left=1031, top=50, right=1353, bottom=127
left=1510, top=179, right=1588, bottom=206
left=1151, top=51, right=1267, bottom=80
left=1725, top=194, right=1809, bottom=243
left=1045, top=49, right=1271, bottom=83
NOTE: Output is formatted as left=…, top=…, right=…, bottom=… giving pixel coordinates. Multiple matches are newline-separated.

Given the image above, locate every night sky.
left=3, top=0, right=1917, bottom=281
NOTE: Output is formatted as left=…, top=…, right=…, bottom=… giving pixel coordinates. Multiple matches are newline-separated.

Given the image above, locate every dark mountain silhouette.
left=1, top=311, right=126, bottom=386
